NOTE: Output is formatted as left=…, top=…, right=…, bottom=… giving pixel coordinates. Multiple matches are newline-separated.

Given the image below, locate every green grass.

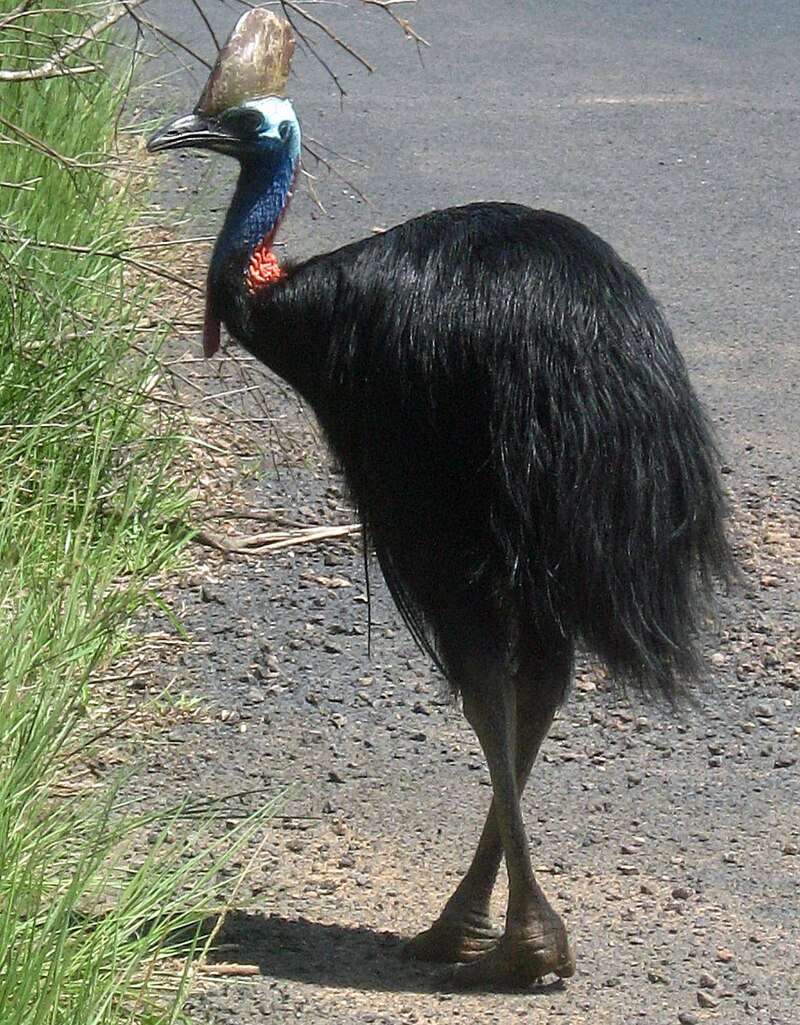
left=0, top=5, right=269, bottom=1023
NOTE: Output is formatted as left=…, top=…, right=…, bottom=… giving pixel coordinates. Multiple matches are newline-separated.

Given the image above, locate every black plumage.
left=219, top=203, right=729, bottom=697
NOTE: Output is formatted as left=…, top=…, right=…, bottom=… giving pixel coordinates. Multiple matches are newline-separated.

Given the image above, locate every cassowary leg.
left=450, top=652, right=575, bottom=989
left=405, top=641, right=571, bottom=970
left=402, top=795, right=504, bottom=964
left=403, top=695, right=556, bottom=964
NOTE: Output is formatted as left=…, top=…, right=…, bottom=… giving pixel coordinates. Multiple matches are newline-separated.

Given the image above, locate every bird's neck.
left=207, top=152, right=298, bottom=350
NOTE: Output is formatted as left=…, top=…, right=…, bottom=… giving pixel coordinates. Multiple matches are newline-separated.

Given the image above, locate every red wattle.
left=247, top=241, right=286, bottom=292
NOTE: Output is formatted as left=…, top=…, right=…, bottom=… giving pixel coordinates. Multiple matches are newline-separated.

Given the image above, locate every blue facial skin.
left=211, top=97, right=302, bottom=273
left=147, top=94, right=302, bottom=354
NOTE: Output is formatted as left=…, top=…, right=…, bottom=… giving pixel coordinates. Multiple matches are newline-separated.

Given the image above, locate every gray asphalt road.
left=142, top=0, right=799, bottom=476
left=134, top=3, right=798, bottom=1023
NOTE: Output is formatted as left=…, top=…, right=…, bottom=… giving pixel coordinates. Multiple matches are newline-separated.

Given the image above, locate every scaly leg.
left=403, top=699, right=556, bottom=962
left=451, top=654, right=574, bottom=988
left=406, top=640, right=574, bottom=984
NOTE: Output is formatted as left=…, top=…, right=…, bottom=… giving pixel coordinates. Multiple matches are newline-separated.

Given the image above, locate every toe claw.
left=448, top=929, right=576, bottom=991
left=555, top=944, right=576, bottom=979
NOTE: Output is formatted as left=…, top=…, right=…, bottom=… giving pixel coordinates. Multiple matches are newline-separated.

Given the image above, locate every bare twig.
left=0, top=113, right=98, bottom=171
left=0, top=0, right=148, bottom=82
left=0, top=3, right=38, bottom=34
left=197, top=963, right=261, bottom=977
left=302, top=132, right=365, bottom=167
left=206, top=508, right=315, bottom=529
left=360, top=0, right=429, bottom=48
left=283, top=1, right=375, bottom=73
left=302, top=138, right=375, bottom=208
left=122, top=236, right=216, bottom=252
left=189, top=0, right=222, bottom=52
left=195, top=522, right=361, bottom=556
left=126, top=11, right=215, bottom=73
left=21, top=237, right=204, bottom=293
left=0, top=176, right=40, bottom=191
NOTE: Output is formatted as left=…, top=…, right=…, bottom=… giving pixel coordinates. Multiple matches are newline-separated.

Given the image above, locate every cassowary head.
left=147, top=7, right=300, bottom=355
left=148, top=3, right=299, bottom=167
left=147, top=95, right=300, bottom=168
left=148, top=2, right=298, bottom=156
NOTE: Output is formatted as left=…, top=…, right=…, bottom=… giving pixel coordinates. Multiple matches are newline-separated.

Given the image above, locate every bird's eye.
left=222, top=107, right=264, bottom=136
left=278, top=120, right=292, bottom=142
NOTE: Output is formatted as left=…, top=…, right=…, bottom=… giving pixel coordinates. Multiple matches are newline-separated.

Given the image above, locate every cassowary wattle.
left=147, top=6, right=733, bottom=991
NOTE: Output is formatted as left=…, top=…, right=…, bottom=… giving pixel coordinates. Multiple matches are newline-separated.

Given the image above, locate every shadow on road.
left=210, top=910, right=438, bottom=993
left=209, top=910, right=566, bottom=996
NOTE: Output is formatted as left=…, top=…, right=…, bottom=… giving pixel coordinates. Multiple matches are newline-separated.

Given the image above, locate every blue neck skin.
left=210, top=149, right=298, bottom=284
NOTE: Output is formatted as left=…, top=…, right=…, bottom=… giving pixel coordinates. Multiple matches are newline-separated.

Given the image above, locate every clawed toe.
left=448, top=926, right=576, bottom=990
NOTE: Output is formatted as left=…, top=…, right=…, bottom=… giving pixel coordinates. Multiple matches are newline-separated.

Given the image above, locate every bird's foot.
left=448, top=918, right=575, bottom=990
left=403, top=908, right=501, bottom=964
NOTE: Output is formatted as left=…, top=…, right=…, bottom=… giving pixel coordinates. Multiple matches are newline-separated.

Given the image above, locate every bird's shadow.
left=210, top=911, right=437, bottom=993
left=208, top=911, right=566, bottom=996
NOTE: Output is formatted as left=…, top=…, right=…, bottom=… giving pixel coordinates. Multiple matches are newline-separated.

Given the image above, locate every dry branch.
left=0, top=112, right=96, bottom=171
left=0, top=0, right=147, bottom=82
left=360, top=0, right=429, bottom=47
left=195, top=522, right=361, bottom=556
left=197, top=963, right=261, bottom=977
left=18, top=236, right=204, bottom=292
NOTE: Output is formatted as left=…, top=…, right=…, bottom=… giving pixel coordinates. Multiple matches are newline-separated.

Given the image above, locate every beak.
left=147, top=111, right=236, bottom=154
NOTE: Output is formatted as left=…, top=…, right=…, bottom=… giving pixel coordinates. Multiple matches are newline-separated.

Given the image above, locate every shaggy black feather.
left=214, top=202, right=732, bottom=701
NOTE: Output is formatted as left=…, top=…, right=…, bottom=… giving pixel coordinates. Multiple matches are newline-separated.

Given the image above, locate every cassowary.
left=148, top=9, right=731, bottom=990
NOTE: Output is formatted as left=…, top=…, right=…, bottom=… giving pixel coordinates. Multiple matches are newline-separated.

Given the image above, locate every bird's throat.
left=206, top=154, right=297, bottom=356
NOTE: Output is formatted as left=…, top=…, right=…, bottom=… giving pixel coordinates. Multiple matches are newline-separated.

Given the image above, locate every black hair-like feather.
left=215, top=202, right=731, bottom=701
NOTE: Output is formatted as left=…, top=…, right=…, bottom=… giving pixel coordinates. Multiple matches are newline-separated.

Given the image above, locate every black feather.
left=215, top=202, right=732, bottom=701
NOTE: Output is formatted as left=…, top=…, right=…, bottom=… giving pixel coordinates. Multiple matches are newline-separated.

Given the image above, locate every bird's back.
left=248, top=202, right=731, bottom=694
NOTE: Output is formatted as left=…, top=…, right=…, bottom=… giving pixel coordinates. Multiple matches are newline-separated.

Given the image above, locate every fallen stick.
left=195, top=522, right=361, bottom=555
left=197, top=963, right=261, bottom=977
